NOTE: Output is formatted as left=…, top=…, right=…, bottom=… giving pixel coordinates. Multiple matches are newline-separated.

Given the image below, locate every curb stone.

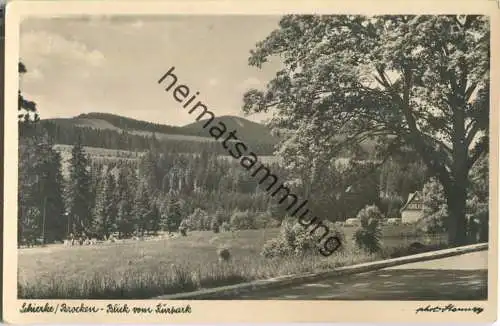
left=155, top=242, right=488, bottom=300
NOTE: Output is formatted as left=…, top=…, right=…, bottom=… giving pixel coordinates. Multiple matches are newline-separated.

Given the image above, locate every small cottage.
left=400, top=191, right=424, bottom=224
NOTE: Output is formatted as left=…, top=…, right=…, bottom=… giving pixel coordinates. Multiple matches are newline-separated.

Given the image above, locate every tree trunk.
left=446, top=184, right=468, bottom=247
left=448, top=96, right=469, bottom=247
left=478, top=210, right=489, bottom=242
left=447, top=129, right=469, bottom=247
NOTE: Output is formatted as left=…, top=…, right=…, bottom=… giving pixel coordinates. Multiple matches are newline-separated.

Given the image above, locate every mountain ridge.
left=41, top=112, right=381, bottom=157
left=42, top=112, right=278, bottom=146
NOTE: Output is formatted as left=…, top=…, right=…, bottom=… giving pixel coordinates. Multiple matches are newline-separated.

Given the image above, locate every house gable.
left=400, top=191, right=424, bottom=212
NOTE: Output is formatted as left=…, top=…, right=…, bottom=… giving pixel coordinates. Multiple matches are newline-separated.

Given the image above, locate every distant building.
left=400, top=191, right=424, bottom=224
left=345, top=218, right=361, bottom=227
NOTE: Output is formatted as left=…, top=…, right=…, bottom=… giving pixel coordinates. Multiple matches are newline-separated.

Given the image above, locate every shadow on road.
left=232, top=269, right=488, bottom=300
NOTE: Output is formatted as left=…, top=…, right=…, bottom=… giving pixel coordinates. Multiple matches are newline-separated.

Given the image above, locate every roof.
left=400, top=191, right=423, bottom=212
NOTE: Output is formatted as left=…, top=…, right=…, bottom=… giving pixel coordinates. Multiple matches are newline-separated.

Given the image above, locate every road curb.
left=155, top=242, right=488, bottom=300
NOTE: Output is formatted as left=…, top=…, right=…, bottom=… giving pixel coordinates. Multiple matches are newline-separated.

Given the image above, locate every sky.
left=20, top=15, right=283, bottom=126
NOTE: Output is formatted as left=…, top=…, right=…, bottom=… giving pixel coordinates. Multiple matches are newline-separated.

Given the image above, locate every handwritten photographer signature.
left=416, top=304, right=483, bottom=315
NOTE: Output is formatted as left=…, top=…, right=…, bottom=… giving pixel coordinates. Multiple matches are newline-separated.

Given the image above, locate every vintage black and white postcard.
left=2, top=0, right=499, bottom=323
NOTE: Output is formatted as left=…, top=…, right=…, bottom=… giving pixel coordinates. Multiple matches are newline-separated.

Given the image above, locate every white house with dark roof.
left=400, top=191, right=425, bottom=224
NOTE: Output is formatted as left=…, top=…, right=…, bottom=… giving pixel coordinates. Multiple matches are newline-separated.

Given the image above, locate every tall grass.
left=18, top=229, right=445, bottom=299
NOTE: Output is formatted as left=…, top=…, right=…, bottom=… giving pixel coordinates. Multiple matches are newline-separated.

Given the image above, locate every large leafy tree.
left=243, top=15, right=489, bottom=246
left=468, top=153, right=489, bottom=241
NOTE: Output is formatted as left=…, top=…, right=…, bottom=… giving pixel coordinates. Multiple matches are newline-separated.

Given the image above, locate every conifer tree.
left=93, top=172, right=117, bottom=239
left=117, top=199, right=134, bottom=237
left=39, top=140, right=66, bottom=242
left=115, top=166, right=130, bottom=201
left=139, top=150, right=159, bottom=194
left=115, top=166, right=134, bottom=237
left=18, top=129, right=66, bottom=244
left=166, top=197, right=183, bottom=233
left=133, top=181, right=152, bottom=236
left=18, top=133, right=40, bottom=245
left=67, top=137, right=92, bottom=236
left=149, top=204, right=161, bottom=235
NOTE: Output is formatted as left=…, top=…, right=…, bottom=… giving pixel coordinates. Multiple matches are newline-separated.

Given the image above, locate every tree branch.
left=468, top=135, right=488, bottom=170
left=465, top=120, right=481, bottom=147
left=394, top=68, right=453, bottom=191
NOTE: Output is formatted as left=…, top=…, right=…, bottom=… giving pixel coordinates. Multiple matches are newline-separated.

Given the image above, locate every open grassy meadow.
left=18, top=227, right=447, bottom=299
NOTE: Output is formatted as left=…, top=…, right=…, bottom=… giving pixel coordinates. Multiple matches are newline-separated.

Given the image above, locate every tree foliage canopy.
left=243, top=15, right=490, bottom=245
left=18, top=62, right=38, bottom=122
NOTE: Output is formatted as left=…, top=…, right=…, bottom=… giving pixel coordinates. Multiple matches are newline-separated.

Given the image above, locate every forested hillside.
left=19, top=117, right=433, bottom=245
left=40, top=113, right=278, bottom=155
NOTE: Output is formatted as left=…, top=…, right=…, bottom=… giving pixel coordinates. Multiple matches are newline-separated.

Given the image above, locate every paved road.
left=231, top=251, right=488, bottom=300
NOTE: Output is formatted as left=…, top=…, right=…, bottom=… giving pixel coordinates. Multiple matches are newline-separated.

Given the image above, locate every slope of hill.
left=182, top=115, right=279, bottom=146
left=43, top=112, right=277, bottom=146
left=47, top=117, right=122, bottom=131
left=74, top=112, right=186, bottom=135
left=42, top=112, right=385, bottom=158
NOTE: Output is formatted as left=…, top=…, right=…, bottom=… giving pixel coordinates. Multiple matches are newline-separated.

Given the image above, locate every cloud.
left=208, top=78, right=219, bottom=87
left=18, top=15, right=283, bottom=125
left=130, top=20, right=144, bottom=29
left=238, top=76, right=262, bottom=89
left=21, top=31, right=105, bottom=68
left=23, top=68, right=44, bottom=81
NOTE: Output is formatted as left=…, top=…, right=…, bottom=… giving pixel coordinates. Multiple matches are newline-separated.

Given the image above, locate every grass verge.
left=18, top=229, right=447, bottom=299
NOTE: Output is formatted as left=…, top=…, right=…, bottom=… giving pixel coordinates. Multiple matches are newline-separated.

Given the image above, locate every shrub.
left=357, top=204, right=383, bottom=221
left=179, top=219, right=189, bottom=229
left=230, top=210, right=256, bottom=230
left=261, top=237, right=292, bottom=258
left=261, top=218, right=343, bottom=258
left=322, top=223, right=346, bottom=253
left=221, top=222, right=231, bottom=232
left=217, top=247, right=231, bottom=262
left=353, top=205, right=382, bottom=253
left=202, top=215, right=212, bottom=231
left=214, top=209, right=228, bottom=224
left=254, top=212, right=272, bottom=229
left=419, top=205, right=447, bottom=234
left=186, top=208, right=209, bottom=231
left=419, top=178, right=448, bottom=234
left=178, top=220, right=189, bottom=236
left=267, top=218, right=282, bottom=228
left=408, top=242, right=426, bottom=254
left=261, top=219, right=297, bottom=258
left=211, top=219, right=220, bottom=234
left=291, top=224, right=319, bottom=255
